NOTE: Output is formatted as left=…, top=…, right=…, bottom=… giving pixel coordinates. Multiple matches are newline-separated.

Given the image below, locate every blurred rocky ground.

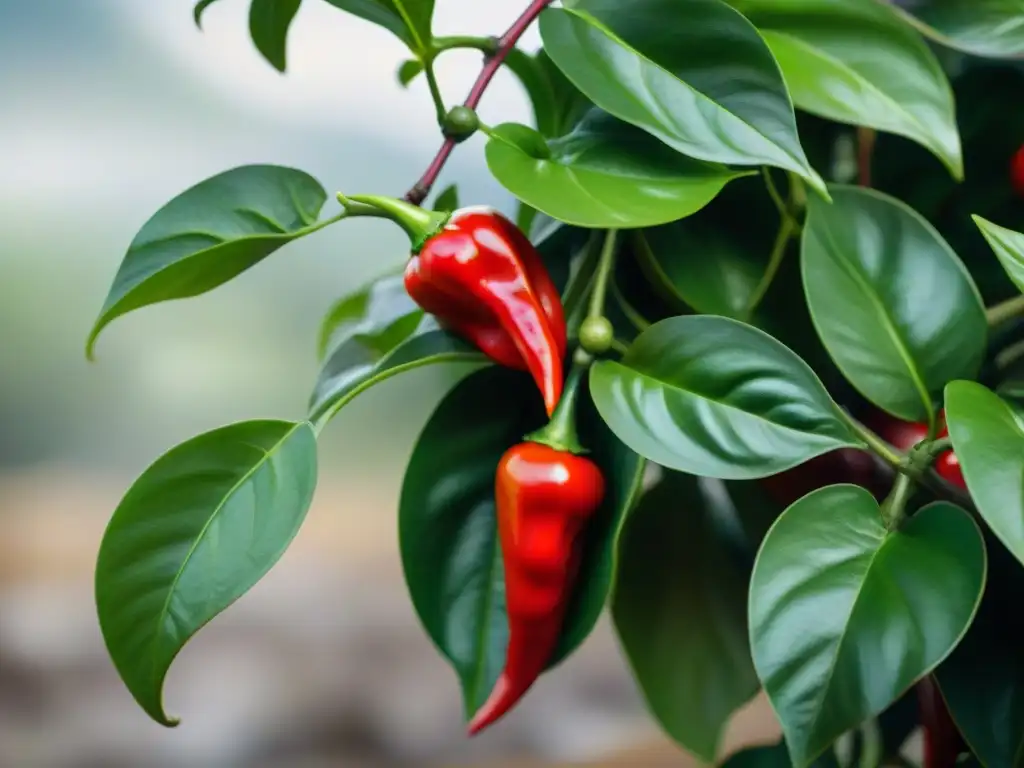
left=0, top=465, right=780, bottom=768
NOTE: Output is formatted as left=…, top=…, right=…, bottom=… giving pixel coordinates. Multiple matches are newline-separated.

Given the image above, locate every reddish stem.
left=404, top=0, right=555, bottom=204
left=857, top=126, right=876, bottom=187
left=917, top=676, right=964, bottom=768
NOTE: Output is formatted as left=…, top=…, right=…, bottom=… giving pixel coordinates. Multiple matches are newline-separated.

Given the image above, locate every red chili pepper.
left=1012, top=144, right=1024, bottom=197
left=467, top=440, right=605, bottom=735
left=344, top=195, right=566, bottom=415
left=917, top=676, right=966, bottom=768
left=404, top=207, right=567, bottom=415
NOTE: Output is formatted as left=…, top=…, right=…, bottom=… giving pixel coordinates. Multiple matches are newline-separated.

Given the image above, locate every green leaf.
left=801, top=184, right=987, bottom=427
left=86, top=165, right=330, bottom=360
left=310, top=316, right=482, bottom=427
left=612, top=471, right=758, bottom=762
left=322, top=0, right=433, bottom=52
left=502, top=48, right=561, bottom=138
left=485, top=112, right=753, bottom=229
left=589, top=315, right=861, bottom=480
left=750, top=486, right=986, bottom=768
left=538, top=0, right=826, bottom=195
left=95, top=419, right=318, bottom=726
left=533, top=48, right=594, bottom=138
left=880, top=0, right=1024, bottom=59
left=315, top=271, right=410, bottom=361
left=728, top=0, right=961, bottom=178
left=974, top=214, right=1024, bottom=295
left=396, top=58, right=423, bottom=87
left=432, top=183, right=459, bottom=212
left=945, top=379, right=1024, bottom=570
left=194, top=0, right=222, bottom=28
left=936, top=538, right=1024, bottom=768
left=400, top=366, right=644, bottom=717
left=249, top=0, right=302, bottom=72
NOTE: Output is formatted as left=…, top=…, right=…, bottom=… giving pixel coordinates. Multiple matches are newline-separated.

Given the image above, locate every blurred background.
left=1, top=1, right=786, bottom=766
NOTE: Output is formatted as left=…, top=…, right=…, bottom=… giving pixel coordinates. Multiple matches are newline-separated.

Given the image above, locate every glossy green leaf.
left=801, top=184, right=987, bottom=427
left=589, top=315, right=861, bottom=480
left=396, top=58, right=422, bottom=87
left=193, top=0, right=222, bottom=27
left=880, top=0, right=1024, bottom=59
left=86, top=165, right=330, bottom=360
left=249, top=0, right=302, bottom=72
left=400, top=366, right=644, bottom=717
left=485, top=112, right=752, bottom=229
left=538, top=0, right=826, bottom=194
left=974, top=214, right=1024, bottom=295
left=945, top=379, right=1024, bottom=570
left=729, top=0, right=961, bottom=178
left=310, top=316, right=481, bottom=427
left=937, top=538, right=1024, bottom=768
left=612, top=471, right=758, bottom=762
left=95, top=420, right=318, bottom=726
left=632, top=224, right=765, bottom=320
left=322, top=0, right=433, bottom=52
left=432, top=183, right=459, bottom=213
left=533, top=48, right=594, bottom=139
left=750, top=486, right=986, bottom=767
left=315, top=271, right=409, bottom=360
left=502, top=48, right=561, bottom=138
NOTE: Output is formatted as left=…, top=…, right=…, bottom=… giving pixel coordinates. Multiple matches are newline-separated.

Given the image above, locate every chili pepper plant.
left=86, top=1, right=1024, bottom=766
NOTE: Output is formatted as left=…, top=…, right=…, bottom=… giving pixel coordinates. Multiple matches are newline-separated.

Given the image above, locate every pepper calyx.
left=345, top=194, right=450, bottom=253
left=523, top=360, right=588, bottom=455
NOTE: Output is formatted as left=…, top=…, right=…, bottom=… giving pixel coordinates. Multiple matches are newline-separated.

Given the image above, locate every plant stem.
left=744, top=173, right=806, bottom=318
left=588, top=229, right=618, bottom=320
left=433, top=35, right=499, bottom=55
left=563, top=231, right=603, bottom=330
left=985, top=294, right=1024, bottom=327
left=524, top=359, right=588, bottom=454
left=610, top=279, right=652, bottom=332
left=857, top=127, right=877, bottom=187
left=761, top=167, right=786, bottom=219
left=842, top=412, right=903, bottom=468
left=404, top=0, right=555, bottom=204
left=881, top=471, right=914, bottom=530
left=422, top=62, right=446, bottom=124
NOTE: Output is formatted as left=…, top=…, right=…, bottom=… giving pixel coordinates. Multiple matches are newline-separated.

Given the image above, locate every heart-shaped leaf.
left=589, top=315, right=861, bottom=480
left=400, top=366, right=644, bottom=717
left=945, top=379, right=1024, bottom=570
left=249, top=0, right=303, bottom=72
left=880, top=0, right=1024, bottom=59
left=750, top=485, right=986, bottom=767
left=322, top=0, right=434, bottom=53
left=801, top=184, right=987, bottom=428
left=95, top=419, right=318, bottom=725
left=974, top=214, right=1024, bottom=296
left=87, top=165, right=331, bottom=359
left=538, top=0, right=826, bottom=195
left=728, top=0, right=962, bottom=178
left=485, top=113, right=751, bottom=229
left=612, top=471, right=759, bottom=762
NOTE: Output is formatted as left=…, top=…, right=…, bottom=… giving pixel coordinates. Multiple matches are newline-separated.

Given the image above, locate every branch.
left=403, top=0, right=555, bottom=205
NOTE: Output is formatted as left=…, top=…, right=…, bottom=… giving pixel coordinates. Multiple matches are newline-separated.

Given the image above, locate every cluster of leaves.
left=87, top=1, right=1024, bottom=767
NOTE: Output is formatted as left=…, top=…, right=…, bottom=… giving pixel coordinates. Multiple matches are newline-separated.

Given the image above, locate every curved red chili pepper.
left=467, top=441, right=605, bottom=735
left=405, top=207, right=566, bottom=415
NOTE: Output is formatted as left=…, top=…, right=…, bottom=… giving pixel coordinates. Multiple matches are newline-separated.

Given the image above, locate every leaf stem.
left=761, top=167, right=786, bottom=219
left=744, top=173, right=805, bottom=318
left=563, top=230, right=603, bottom=329
left=881, top=471, right=914, bottom=530
left=985, top=294, right=1024, bottom=327
left=404, top=0, right=556, bottom=204
left=432, top=35, right=499, bottom=55
left=588, top=229, right=619, bottom=320
left=842, top=412, right=903, bottom=468
left=422, top=61, right=446, bottom=124
left=857, top=127, right=877, bottom=187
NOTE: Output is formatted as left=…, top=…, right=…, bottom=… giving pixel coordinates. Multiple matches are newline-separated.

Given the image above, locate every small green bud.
left=579, top=316, right=614, bottom=355
left=443, top=106, right=479, bottom=142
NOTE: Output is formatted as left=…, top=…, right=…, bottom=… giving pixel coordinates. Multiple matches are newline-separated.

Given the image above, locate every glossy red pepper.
left=1012, top=144, right=1024, bottom=197
left=344, top=197, right=567, bottom=416
left=467, top=440, right=605, bottom=735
